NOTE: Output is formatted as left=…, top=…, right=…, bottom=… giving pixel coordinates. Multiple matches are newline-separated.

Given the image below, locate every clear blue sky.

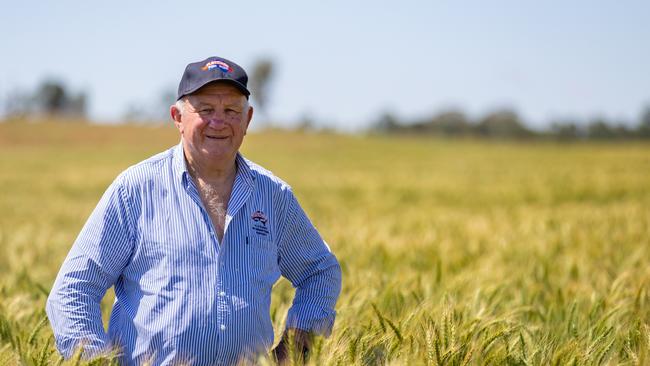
left=1, top=0, right=649, bottom=130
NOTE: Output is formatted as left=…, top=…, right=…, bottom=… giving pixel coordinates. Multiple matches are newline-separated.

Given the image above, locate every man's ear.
left=244, top=105, right=254, bottom=135
left=170, top=104, right=183, bottom=133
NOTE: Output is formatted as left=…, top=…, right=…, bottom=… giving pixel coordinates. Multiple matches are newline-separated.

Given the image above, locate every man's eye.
left=198, top=109, right=213, bottom=115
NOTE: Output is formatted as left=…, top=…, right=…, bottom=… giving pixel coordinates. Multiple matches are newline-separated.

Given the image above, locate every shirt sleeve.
left=276, top=189, right=342, bottom=337
left=46, top=176, right=136, bottom=358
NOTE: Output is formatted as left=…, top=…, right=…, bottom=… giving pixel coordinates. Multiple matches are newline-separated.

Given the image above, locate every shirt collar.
left=172, top=141, right=189, bottom=184
left=234, top=152, right=255, bottom=188
left=172, top=141, right=254, bottom=188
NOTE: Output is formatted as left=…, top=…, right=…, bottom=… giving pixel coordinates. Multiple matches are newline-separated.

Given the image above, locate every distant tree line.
left=1, top=58, right=277, bottom=124
left=3, top=76, right=650, bottom=141
left=371, top=107, right=650, bottom=140
left=4, top=79, right=87, bottom=119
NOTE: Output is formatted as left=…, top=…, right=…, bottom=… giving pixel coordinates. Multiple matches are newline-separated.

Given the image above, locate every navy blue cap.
left=177, top=56, right=250, bottom=100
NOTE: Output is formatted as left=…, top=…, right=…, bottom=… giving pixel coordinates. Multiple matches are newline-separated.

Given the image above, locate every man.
left=46, top=56, right=342, bottom=365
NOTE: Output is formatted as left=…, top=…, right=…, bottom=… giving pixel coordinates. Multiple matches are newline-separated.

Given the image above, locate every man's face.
left=172, top=83, right=253, bottom=166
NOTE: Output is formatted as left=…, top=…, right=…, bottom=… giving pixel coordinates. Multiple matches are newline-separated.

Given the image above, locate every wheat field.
left=0, top=121, right=648, bottom=365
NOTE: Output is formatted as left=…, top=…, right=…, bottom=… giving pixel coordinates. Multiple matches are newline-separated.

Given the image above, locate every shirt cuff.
left=285, top=306, right=337, bottom=337
left=55, top=335, right=110, bottom=360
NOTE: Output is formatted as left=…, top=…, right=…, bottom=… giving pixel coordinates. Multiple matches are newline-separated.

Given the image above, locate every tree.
left=249, top=58, right=275, bottom=120
left=425, top=110, right=471, bottom=136
left=155, top=88, right=176, bottom=122
left=3, top=88, right=32, bottom=119
left=586, top=118, right=615, bottom=139
left=35, top=80, right=67, bottom=115
left=476, top=109, right=531, bottom=138
left=372, top=111, right=401, bottom=133
left=4, top=79, right=87, bottom=119
left=549, top=120, right=582, bottom=141
left=122, top=87, right=175, bottom=123
left=639, top=105, right=650, bottom=138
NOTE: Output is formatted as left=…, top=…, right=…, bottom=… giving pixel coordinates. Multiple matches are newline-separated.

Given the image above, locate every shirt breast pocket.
left=245, top=236, right=280, bottom=284
left=138, top=219, right=212, bottom=269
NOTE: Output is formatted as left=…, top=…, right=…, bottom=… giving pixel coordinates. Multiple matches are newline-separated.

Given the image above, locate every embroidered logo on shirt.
left=251, top=210, right=270, bottom=236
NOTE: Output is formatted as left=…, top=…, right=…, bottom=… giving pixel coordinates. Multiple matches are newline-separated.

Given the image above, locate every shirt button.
left=219, top=291, right=226, bottom=296
left=220, top=324, right=226, bottom=331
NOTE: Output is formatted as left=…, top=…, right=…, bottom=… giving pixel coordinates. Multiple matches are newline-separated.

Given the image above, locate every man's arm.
left=275, top=189, right=342, bottom=348
left=46, top=178, right=135, bottom=358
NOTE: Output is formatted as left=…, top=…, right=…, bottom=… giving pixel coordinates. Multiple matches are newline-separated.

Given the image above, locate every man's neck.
left=184, top=152, right=238, bottom=187
left=184, top=153, right=237, bottom=244
left=188, top=161, right=237, bottom=188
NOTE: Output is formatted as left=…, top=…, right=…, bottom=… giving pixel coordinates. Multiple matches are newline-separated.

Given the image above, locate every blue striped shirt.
left=46, top=143, right=342, bottom=365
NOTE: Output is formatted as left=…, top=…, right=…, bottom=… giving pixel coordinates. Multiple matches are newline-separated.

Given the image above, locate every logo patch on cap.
left=202, top=60, right=232, bottom=73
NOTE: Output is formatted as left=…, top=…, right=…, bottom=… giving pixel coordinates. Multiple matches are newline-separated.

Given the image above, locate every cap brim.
left=177, top=79, right=250, bottom=100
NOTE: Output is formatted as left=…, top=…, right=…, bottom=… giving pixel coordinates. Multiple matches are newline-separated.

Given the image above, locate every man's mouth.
left=206, top=135, right=228, bottom=140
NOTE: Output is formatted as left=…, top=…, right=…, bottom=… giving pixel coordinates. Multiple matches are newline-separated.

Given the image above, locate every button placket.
left=215, top=252, right=231, bottom=334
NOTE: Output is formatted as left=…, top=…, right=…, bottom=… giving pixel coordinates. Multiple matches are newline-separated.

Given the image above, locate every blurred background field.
left=0, top=121, right=648, bottom=364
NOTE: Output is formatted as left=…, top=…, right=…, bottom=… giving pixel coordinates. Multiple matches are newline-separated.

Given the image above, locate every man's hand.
left=272, top=328, right=313, bottom=365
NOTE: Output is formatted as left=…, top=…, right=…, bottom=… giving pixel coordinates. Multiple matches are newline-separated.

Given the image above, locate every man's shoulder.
left=115, top=146, right=177, bottom=186
left=242, top=156, right=291, bottom=193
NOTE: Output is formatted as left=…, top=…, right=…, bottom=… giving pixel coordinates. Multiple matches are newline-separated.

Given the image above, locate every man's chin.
left=199, top=146, right=234, bottom=159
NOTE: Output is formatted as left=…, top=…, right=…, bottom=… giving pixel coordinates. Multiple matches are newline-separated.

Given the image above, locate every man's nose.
left=206, top=113, right=226, bottom=126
